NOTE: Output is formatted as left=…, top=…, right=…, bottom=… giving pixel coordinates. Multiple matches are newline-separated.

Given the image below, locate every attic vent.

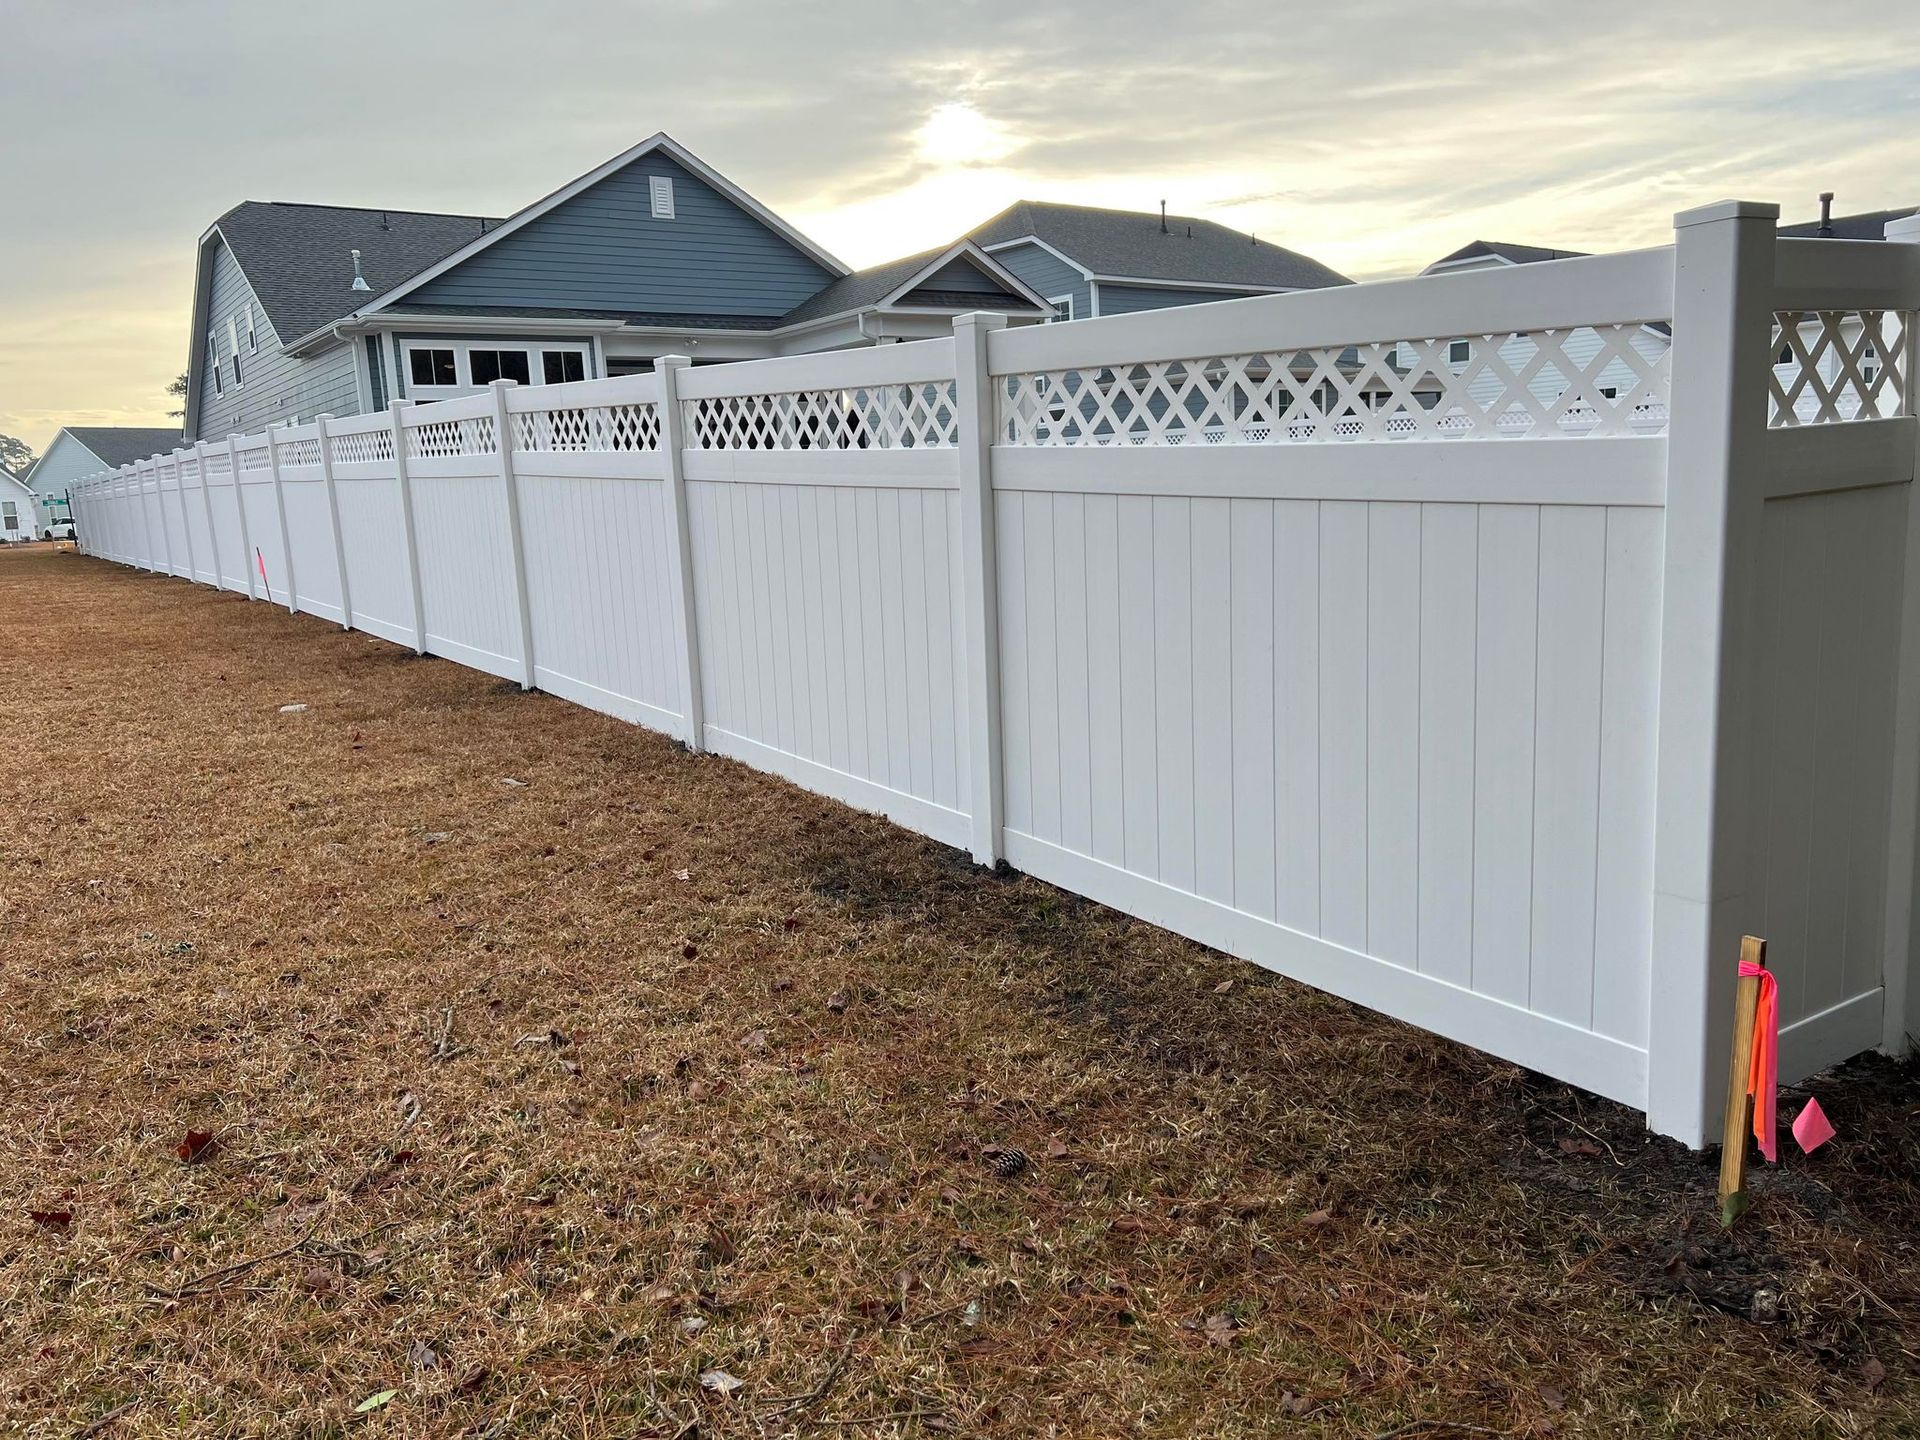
left=650, top=175, right=675, bottom=220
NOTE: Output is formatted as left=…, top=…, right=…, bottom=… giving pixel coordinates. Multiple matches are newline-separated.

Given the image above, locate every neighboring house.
left=1421, top=239, right=1590, bottom=276
left=966, top=200, right=1351, bottom=322
left=28, top=427, right=185, bottom=530
left=2, top=464, right=43, bottom=541
left=182, top=133, right=1055, bottom=441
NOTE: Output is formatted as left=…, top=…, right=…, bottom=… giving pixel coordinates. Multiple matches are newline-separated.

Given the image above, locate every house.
left=1420, top=239, right=1590, bottom=276
left=27, top=427, right=185, bottom=529
left=2, top=464, right=43, bottom=541
left=966, top=200, right=1351, bottom=322
left=182, top=134, right=1057, bottom=441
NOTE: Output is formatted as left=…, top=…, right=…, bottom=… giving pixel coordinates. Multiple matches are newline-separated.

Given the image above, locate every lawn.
left=1, top=541, right=1915, bottom=1438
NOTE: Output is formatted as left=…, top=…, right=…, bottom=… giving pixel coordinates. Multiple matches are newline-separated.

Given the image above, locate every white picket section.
left=68, top=206, right=1920, bottom=1144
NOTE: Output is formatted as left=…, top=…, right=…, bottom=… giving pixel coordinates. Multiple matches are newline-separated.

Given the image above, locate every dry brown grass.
left=0, top=541, right=1916, bottom=1439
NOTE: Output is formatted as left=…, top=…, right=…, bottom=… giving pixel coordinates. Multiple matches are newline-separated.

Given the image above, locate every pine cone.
left=981, top=1144, right=1028, bottom=1179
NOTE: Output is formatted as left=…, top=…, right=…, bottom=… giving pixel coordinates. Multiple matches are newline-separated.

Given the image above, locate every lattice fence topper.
left=238, top=445, right=273, bottom=472
left=405, top=414, right=499, bottom=461
left=1000, top=326, right=1673, bottom=445
left=326, top=429, right=393, bottom=466
left=203, top=451, right=233, bottom=478
left=512, top=402, right=661, bottom=454
left=685, top=383, right=961, bottom=450
left=277, top=436, right=324, bottom=468
left=1769, top=310, right=1911, bottom=427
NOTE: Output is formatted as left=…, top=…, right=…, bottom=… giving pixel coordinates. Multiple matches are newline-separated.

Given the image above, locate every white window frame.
left=650, top=175, right=675, bottom=219
left=227, top=317, right=244, bottom=387
left=401, top=339, right=594, bottom=399
left=208, top=336, right=223, bottom=396
left=1046, top=294, right=1074, bottom=324
left=246, top=303, right=259, bottom=353
left=1447, top=338, right=1471, bottom=366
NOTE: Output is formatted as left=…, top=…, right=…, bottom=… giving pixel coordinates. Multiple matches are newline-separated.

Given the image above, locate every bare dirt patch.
left=1, top=544, right=1916, bottom=1438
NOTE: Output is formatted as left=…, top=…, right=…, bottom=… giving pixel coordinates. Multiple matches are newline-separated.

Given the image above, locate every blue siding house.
left=182, top=135, right=1055, bottom=440
left=966, top=200, right=1351, bottom=321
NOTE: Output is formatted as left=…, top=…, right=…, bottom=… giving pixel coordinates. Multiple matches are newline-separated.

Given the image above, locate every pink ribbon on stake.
left=256, top=547, right=268, bottom=590
left=1741, top=958, right=1779, bottom=1163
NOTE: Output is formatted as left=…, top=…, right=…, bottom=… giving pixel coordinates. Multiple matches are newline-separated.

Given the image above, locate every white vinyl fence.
left=74, top=202, right=1920, bottom=1144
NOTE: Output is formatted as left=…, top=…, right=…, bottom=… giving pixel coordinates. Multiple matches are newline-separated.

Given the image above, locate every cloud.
left=1, top=0, right=1915, bottom=449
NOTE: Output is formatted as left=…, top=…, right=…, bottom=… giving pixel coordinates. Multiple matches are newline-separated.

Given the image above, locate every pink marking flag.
left=1792, top=1097, right=1836, bottom=1154
left=256, top=546, right=268, bottom=589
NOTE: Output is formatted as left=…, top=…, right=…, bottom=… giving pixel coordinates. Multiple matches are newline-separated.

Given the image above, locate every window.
left=1448, top=339, right=1471, bottom=365
left=2, top=501, right=16, bottom=533
left=409, top=348, right=458, bottom=387
left=469, top=349, right=531, bottom=386
left=542, top=350, right=587, bottom=384
left=1779, top=344, right=1795, bottom=365
left=1599, top=385, right=1618, bottom=400
left=1046, top=295, right=1074, bottom=324
left=227, top=318, right=243, bottom=386
left=650, top=175, right=675, bottom=219
left=246, top=304, right=259, bottom=353
left=1863, top=344, right=1880, bottom=384
left=208, top=336, right=223, bottom=396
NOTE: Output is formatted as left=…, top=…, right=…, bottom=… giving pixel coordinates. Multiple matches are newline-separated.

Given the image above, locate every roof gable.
left=363, top=134, right=846, bottom=323
left=65, top=426, right=187, bottom=468
left=776, top=241, right=1050, bottom=328
left=970, top=201, right=1351, bottom=291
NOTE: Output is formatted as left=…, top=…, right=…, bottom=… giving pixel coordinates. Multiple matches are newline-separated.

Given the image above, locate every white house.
left=2, top=464, right=43, bottom=541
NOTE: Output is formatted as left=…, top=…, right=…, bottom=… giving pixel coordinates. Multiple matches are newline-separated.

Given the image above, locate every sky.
left=1, top=0, right=1916, bottom=457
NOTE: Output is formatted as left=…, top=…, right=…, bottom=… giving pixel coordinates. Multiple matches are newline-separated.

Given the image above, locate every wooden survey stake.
left=1717, top=935, right=1768, bottom=1223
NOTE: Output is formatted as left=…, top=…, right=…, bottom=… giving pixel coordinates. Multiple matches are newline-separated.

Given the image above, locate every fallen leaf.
left=1862, top=1357, right=1887, bottom=1391
left=278, top=702, right=308, bottom=714
left=1045, top=1137, right=1070, bottom=1160
left=422, top=832, right=451, bottom=845
left=672, top=868, right=692, bottom=882
left=1540, top=1384, right=1567, bottom=1411
left=175, top=1130, right=217, bottom=1164
left=739, top=1029, right=769, bottom=1053
left=699, top=1370, right=744, bottom=1395
left=1557, top=1137, right=1604, bottom=1157
left=409, top=1339, right=439, bottom=1371
left=352, top=1388, right=397, bottom=1414
left=1201, top=1312, right=1239, bottom=1347
left=28, top=1209, right=72, bottom=1230
left=1302, top=1209, right=1333, bottom=1227
left=1280, top=1391, right=1312, bottom=1416
left=825, top=988, right=850, bottom=1014
left=1213, top=979, right=1234, bottom=993
left=681, top=1314, right=709, bottom=1335
left=499, top=777, right=527, bottom=787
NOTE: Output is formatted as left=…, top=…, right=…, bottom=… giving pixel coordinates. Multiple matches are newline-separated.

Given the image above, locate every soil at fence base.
left=2, top=544, right=1917, bottom=1439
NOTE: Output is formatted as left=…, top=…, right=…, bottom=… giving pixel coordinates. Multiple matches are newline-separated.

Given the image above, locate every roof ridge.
left=227, top=200, right=503, bottom=223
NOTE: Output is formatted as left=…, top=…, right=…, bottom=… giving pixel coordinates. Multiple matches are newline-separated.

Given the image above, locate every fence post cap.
left=1673, top=199, right=1779, bottom=230
left=953, top=311, right=1008, bottom=334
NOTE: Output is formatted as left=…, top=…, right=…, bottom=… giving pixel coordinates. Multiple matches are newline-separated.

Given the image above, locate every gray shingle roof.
left=67, top=426, right=189, bottom=467
left=968, top=201, right=1351, bottom=291
left=1778, top=206, right=1915, bottom=240
left=214, top=202, right=503, bottom=343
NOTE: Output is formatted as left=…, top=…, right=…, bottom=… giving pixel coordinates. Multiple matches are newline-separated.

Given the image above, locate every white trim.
left=1045, top=294, right=1074, bottom=323
left=343, top=134, right=850, bottom=326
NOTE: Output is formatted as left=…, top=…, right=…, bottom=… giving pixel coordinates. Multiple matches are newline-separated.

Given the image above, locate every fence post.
left=154, top=457, right=177, bottom=576
left=952, top=311, right=1009, bottom=868
left=654, top=354, right=705, bottom=751
left=390, top=401, right=427, bottom=654
left=193, top=441, right=220, bottom=587
left=171, top=451, right=197, bottom=584
left=141, top=459, right=163, bottom=572
left=1645, top=200, right=1779, bottom=1146
left=489, top=380, right=538, bottom=690
left=1877, top=212, right=1920, bottom=1057
left=314, top=415, right=354, bottom=630
left=228, top=435, right=258, bottom=600
left=266, top=424, right=298, bottom=613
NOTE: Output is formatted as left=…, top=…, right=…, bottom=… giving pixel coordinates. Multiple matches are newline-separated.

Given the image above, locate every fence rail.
left=72, top=202, right=1920, bottom=1145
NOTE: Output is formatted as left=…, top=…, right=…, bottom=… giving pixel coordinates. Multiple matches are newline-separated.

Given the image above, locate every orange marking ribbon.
left=1741, top=958, right=1779, bottom=1163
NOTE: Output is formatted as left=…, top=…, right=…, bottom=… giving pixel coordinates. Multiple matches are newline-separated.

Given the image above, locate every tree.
left=167, top=371, right=190, bottom=419
left=0, top=434, right=34, bottom=476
